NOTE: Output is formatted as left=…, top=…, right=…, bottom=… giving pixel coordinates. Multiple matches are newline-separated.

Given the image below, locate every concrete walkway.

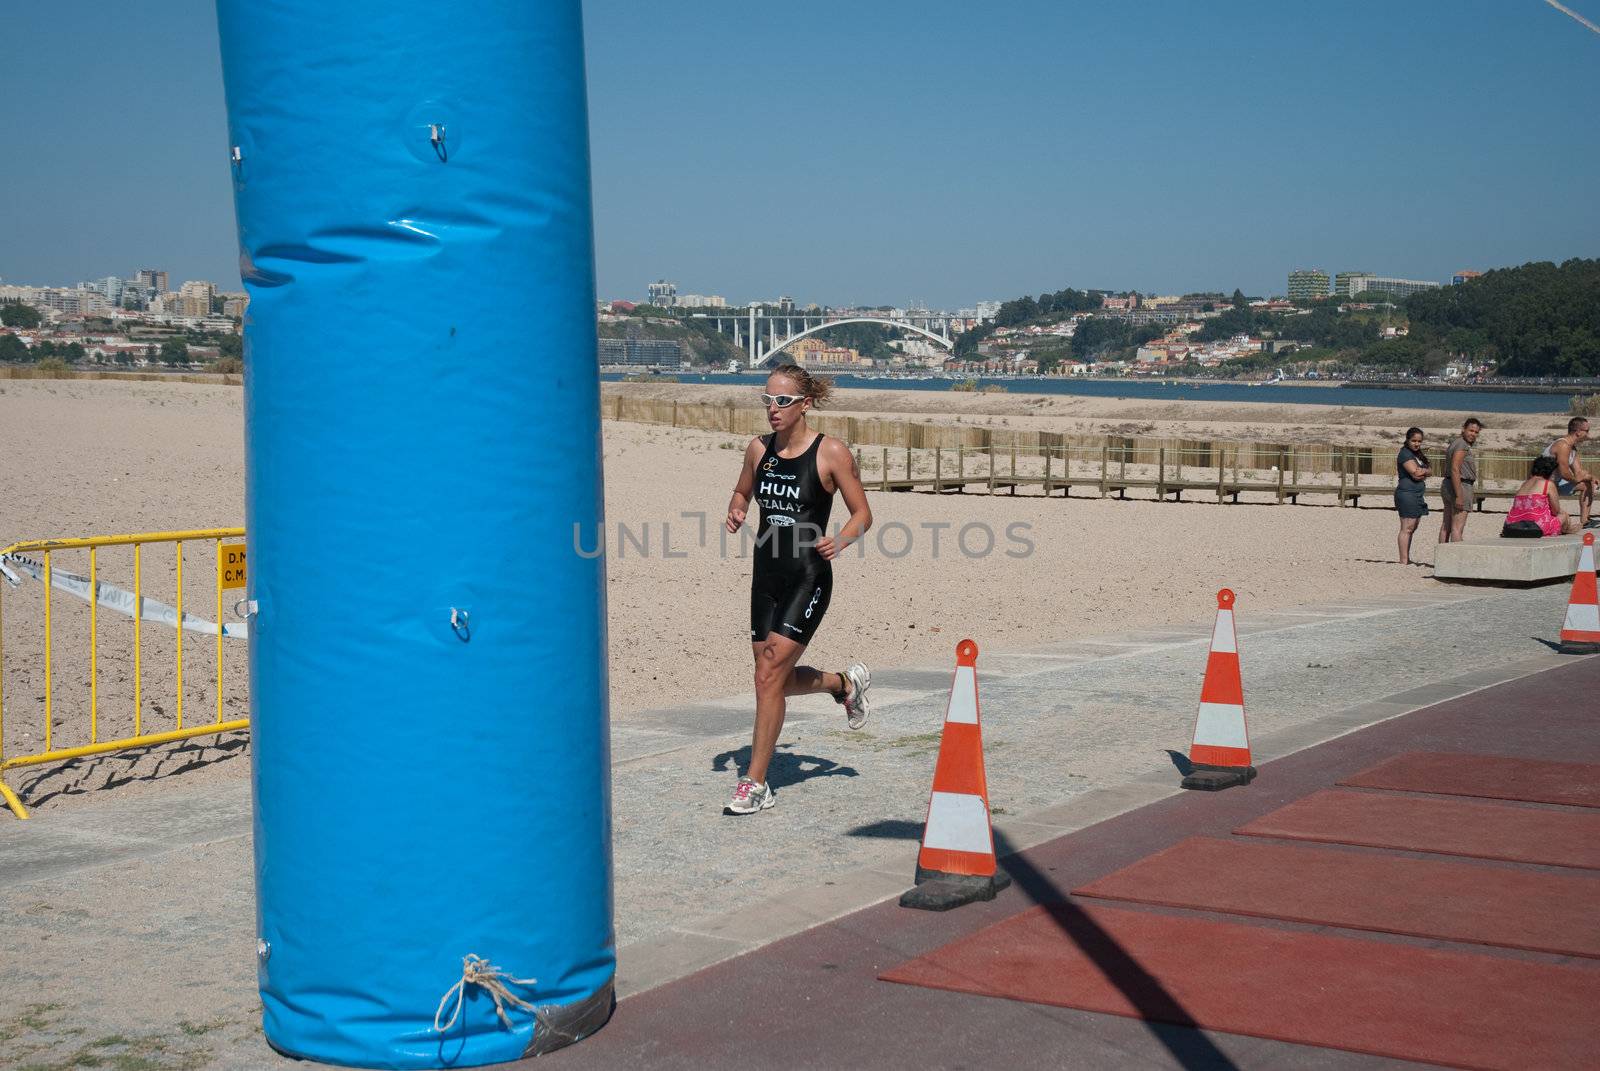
left=540, top=656, right=1600, bottom=1071
left=0, top=579, right=1583, bottom=1068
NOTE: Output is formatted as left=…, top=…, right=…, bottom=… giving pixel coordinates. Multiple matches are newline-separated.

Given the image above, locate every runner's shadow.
left=1531, top=636, right=1565, bottom=653
left=711, top=743, right=857, bottom=790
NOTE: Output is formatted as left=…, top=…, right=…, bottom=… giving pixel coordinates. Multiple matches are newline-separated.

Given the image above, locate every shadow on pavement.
left=993, top=830, right=1239, bottom=1071
left=17, top=732, right=249, bottom=809
left=845, top=817, right=1239, bottom=1070
left=710, top=743, right=857, bottom=790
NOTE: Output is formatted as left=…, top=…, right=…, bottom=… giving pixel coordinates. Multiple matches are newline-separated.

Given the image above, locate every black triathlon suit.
left=749, top=431, right=834, bottom=646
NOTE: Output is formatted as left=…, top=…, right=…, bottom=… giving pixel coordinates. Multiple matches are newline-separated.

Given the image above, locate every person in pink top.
left=1502, top=456, right=1578, bottom=538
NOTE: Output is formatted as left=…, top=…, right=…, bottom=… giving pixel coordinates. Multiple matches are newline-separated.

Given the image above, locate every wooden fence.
left=605, top=396, right=1537, bottom=512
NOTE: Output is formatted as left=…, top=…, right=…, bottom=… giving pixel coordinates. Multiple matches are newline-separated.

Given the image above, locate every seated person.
left=1543, top=416, right=1596, bottom=529
left=1503, top=455, right=1578, bottom=538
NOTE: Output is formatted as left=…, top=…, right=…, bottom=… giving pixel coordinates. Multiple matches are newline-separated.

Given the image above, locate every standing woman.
left=1395, top=426, right=1430, bottom=564
left=722, top=363, right=875, bottom=816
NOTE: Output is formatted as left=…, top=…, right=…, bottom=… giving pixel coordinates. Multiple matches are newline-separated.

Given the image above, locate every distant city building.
left=675, top=294, right=726, bottom=308
left=94, top=276, right=125, bottom=305
left=16, top=286, right=110, bottom=316
left=1286, top=269, right=1330, bottom=301
left=1339, top=274, right=1441, bottom=300
left=220, top=292, right=249, bottom=319
left=1127, top=308, right=1183, bottom=326
left=178, top=280, right=216, bottom=318
left=975, top=300, right=1001, bottom=322
left=150, top=291, right=187, bottom=316
left=134, top=269, right=169, bottom=293
left=787, top=336, right=863, bottom=366
left=599, top=337, right=682, bottom=367
left=646, top=280, right=677, bottom=307
left=1333, top=271, right=1370, bottom=297
left=777, top=295, right=796, bottom=314
left=1451, top=270, right=1482, bottom=286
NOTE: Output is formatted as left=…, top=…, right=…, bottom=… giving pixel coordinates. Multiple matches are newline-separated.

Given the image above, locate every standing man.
left=1544, top=417, right=1596, bottom=529
left=1438, top=417, right=1483, bottom=544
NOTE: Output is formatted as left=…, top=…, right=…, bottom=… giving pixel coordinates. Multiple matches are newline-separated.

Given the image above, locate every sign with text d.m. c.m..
left=220, top=543, right=247, bottom=589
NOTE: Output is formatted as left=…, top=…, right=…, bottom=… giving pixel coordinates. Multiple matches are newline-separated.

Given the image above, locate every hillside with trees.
left=954, top=287, right=1103, bottom=357
left=1401, top=258, right=1600, bottom=377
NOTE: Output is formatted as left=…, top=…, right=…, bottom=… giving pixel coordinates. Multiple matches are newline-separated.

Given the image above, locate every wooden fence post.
left=881, top=447, right=889, bottom=492
left=1044, top=448, right=1052, bottom=495
left=1158, top=447, right=1166, bottom=500
left=1100, top=445, right=1109, bottom=497
left=988, top=443, right=996, bottom=494
left=934, top=447, right=942, bottom=492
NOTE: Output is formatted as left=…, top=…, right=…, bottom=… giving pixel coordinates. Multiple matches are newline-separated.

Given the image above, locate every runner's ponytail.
left=771, top=363, right=834, bottom=408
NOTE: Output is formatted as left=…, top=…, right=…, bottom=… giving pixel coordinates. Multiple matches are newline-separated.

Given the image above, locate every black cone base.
left=1558, top=640, right=1600, bottom=655
left=900, top=866, right=1013, bottom=912
left=1182, top=764, right=1257, bottom=791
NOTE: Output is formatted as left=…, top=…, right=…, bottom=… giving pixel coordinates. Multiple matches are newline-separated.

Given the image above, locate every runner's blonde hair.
left=769, top=363, right=834, bottom=407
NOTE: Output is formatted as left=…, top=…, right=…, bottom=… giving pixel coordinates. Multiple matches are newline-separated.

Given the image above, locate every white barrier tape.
left=0, top=553, right=249, bottom=640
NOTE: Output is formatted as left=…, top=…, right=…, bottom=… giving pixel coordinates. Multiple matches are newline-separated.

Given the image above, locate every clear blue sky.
left=2, top=1, right=1596, bottom=308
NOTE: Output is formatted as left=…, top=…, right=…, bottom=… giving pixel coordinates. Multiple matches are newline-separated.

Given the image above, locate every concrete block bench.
left=1434, top=531, right=1594, bottom=584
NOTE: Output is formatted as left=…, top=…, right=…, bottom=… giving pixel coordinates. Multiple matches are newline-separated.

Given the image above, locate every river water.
left=602, top=373, right=1573, bottom=415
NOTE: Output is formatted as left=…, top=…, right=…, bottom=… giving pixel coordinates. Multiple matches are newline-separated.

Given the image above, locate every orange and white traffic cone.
left=1558, top=533, right=1600, bottom=655
left=900, top=638, right=1012, bottom=911
left=1182, top=588, right=1257, bottom=790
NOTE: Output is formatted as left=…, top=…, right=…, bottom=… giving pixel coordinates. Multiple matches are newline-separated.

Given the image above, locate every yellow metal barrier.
left=0, top=528, right=248, bottom=819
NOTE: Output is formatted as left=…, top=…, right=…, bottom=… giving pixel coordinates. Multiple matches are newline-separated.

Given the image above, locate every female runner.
left=722, top=363, right=874, bottom=815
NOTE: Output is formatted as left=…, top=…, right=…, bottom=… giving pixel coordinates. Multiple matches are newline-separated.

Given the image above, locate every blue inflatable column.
left=214, top=2, right=613, bottom=1066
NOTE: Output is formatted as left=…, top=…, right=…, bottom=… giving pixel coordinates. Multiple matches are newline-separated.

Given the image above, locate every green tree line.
left=955, top=287, right=1105, bottom=356
left=1402, top=258, right=1600, bottom=377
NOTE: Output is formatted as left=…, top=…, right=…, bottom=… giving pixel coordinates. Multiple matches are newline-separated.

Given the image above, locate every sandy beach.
left=0, top=376, right=1555, bottom=809
left=603, top=380, right=1574, bottom=451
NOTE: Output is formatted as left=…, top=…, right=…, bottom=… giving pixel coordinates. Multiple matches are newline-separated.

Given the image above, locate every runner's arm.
left=726, top=437, right=763, bottom=532
left=815, top=439, right=873, bottom=559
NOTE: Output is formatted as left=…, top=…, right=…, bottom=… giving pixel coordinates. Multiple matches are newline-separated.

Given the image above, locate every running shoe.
left=723, top=777, right=774, bottom=816
left=840, top=662, right=873, bottom=730
left=1585, top=518, right=1600, bottom=530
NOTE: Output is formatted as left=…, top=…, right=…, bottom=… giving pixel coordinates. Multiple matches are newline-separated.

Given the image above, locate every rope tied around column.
left=433, top=954, right=538, bottom=1032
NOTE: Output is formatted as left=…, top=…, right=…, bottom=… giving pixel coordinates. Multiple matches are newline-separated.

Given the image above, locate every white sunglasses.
left=760, top=393, right=805, bottom=409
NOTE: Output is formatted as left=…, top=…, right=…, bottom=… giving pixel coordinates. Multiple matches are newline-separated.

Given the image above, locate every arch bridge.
left=697, top=310, right=964, bottom=368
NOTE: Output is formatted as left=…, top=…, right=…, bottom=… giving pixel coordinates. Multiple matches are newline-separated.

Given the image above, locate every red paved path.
left=538, top=656, right=1600, bottom=1070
